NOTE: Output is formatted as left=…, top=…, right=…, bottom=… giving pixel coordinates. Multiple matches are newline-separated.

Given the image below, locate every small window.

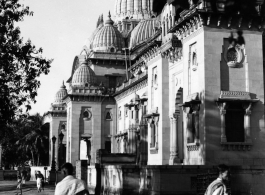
left=105, top=141, right=111, bottom=153
left=150, top=122, right=156, bottom=148
left=61, top=124, right=66, bottom=130
left=131, top=111, right=134, bottom=119
left=83, top=111, right=89, bottom=118
left=225, top=103, right=245, bottom=142
left=136, top=110, right=139, bottom=120
left=154, top=74, right=157, bottom=85
left=106, top=111, right=112, bottom=120
left=113, top=175, right=116, bottom=186
left=119, top=107, right=122, bottom=119
left=110, top=47, right=115, bottom=52
left=192, top=52, right=197, bottom=66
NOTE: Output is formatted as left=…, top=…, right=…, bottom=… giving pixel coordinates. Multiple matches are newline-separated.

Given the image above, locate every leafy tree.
left=0, top=0, right=52, bottom=140
left=2, top=113, right=49, bottom=168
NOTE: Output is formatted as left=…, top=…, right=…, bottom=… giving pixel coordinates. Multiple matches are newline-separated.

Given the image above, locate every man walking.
left=55, top=163, right=89, bottom=195
left=205, top=164, right=230, bottom=195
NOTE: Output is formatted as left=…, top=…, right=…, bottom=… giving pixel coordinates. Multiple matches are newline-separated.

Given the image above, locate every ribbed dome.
left=54, top=81, right=68, bottom=104
left=114, top=0, right=154, bottom=22
left=92, top=12, right=125, bottom=52
left=72, top=62, right=96, bottom=87
left=129, top=19, right=158, bottom=49
left=83, top=25, right=103, bottom=52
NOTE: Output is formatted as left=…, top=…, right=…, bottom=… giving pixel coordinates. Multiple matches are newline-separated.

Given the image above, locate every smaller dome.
left=72, top=62, right=96, bottom=87
left=129, top=19, right=159, bottom=49
left=92, top=12, right=125, bottom=52
left=54, top=81, right=68, bottom=104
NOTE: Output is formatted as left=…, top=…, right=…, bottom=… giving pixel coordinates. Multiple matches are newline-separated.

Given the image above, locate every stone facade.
left=45, top=0, right=265, bottom=193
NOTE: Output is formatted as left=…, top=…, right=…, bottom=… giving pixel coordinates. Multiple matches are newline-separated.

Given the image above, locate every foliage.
left=0, top=0, right=52, bottom=139
left=1, top=113, right=49, bottom=168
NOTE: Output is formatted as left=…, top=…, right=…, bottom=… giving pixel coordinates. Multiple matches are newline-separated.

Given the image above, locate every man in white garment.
left=54, top=163, right=89, bottom=195
left=205, top=164, right=230, bottom=195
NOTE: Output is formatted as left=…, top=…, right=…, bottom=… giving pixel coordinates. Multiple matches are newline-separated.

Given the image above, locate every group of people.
left=17, top=163, right=229, bottom=195
left=16, top=170, right=44, bottom=195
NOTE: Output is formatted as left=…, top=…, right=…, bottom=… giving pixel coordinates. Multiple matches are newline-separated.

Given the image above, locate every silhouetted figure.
left=205, top=164, right=230, bottom=195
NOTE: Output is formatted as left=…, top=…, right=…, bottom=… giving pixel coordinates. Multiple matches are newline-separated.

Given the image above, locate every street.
left=0, top=181, right=55, bottom=195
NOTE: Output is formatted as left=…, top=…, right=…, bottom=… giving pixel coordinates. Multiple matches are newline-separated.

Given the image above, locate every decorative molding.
left=161, top=38, right=183, bottom=63
left=224, top=45, right=245, bottom=68
left=65, top=94, right=115, bottom=103
left=187, top=143, right=200, bottom=151
left=219, top=91, right=259, bottom=101
left=221, top=142, right=252, bottom=151
left=115, top=78, right=148, bottom=101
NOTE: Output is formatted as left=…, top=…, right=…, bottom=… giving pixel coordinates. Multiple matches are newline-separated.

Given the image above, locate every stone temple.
left=44, top=0, right=265, bottom=194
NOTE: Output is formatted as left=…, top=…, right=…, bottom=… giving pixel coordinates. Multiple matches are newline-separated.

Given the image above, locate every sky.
left=18, top=0, right=115, bottom=115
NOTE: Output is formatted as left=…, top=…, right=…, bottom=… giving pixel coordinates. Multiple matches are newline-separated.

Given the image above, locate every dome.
left=92, top=12, right=125, bottom=52
left=129, top=19, right=158, bottom=49
left=114, top=0, right=154, bottom=22
left=72, top=62, right=96, bottom=87
left=82, top=16, right=104, bottom=53
left=54, top=81, right=68, bottom=104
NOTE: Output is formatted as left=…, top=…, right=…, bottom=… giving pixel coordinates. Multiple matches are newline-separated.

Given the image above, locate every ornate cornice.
left=114, top=78, right=148, bottom=101
left=46, top=111, right=67, bottom=118
left=161, top=38, right=183, bottom=62
left=169, top=9, right=265, bottom=41
left=65, top=94, right=115, bottom=103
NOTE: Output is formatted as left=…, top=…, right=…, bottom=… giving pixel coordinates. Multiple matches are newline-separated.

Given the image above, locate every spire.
left=101, top=14, right=104, bottom=24
left=96, top=16, right=100, bottom=27
left=61, top=80, right=66, bottom=89
left=105, top=11, right=114, bottom=25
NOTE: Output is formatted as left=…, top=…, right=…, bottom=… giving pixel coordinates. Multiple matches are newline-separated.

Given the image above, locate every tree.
left=16, top=113, right=49, bottom=166
left=2, top=113, right=49, bottom=167
left=0, top=0, right=52, bottom=140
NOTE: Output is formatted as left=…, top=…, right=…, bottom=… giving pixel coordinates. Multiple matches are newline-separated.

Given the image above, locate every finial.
left=105, top=11, right=114, bottom=25
left=61, top=80, right=66, bottom=88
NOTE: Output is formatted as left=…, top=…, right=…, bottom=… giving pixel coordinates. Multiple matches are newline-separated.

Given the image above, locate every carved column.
left=218, top=102, right=227, bottom=142
left=243, top=103, right=252, bottom=143
left=191, top=104, right=200, bottom=144
left=169, top=113, right=181, bottom=165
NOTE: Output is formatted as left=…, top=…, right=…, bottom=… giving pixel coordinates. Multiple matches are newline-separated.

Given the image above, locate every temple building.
left=44, top=0, right=265, bottom=194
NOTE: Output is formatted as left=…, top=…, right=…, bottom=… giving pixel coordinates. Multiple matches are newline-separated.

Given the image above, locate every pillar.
left=169, top=114, right=182, bottom=165
left=217, top=102, right=227, bottom=142
left=243, top=103, right=252, bottom=143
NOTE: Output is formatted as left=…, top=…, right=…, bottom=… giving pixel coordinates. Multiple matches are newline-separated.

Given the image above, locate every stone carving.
left=83, top=109, right=92, bottom=121
left=219, top=91, right=252, bottom=100
left=187, top=143, right=199, bottom=151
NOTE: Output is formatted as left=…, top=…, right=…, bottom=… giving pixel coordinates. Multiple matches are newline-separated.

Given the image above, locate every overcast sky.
left=18, top=0, right=115, bottom=115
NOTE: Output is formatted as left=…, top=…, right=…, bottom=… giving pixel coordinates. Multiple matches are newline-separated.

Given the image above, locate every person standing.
left=36, top=171, right=44, bottom=192
left=55, top=163, right=89, bottom=195
left=16, top=175, right=23, bottom=195
left=205, top=164, right=230, bottom=195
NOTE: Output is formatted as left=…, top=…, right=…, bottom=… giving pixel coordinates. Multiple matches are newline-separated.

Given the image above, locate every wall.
left=147, top=55, right=171, bottom=165
left=100, top=165, right=265, bottom=195
left=203, top=28, right=265, bottom=166
left=181, top=27, right=205, bottom=165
